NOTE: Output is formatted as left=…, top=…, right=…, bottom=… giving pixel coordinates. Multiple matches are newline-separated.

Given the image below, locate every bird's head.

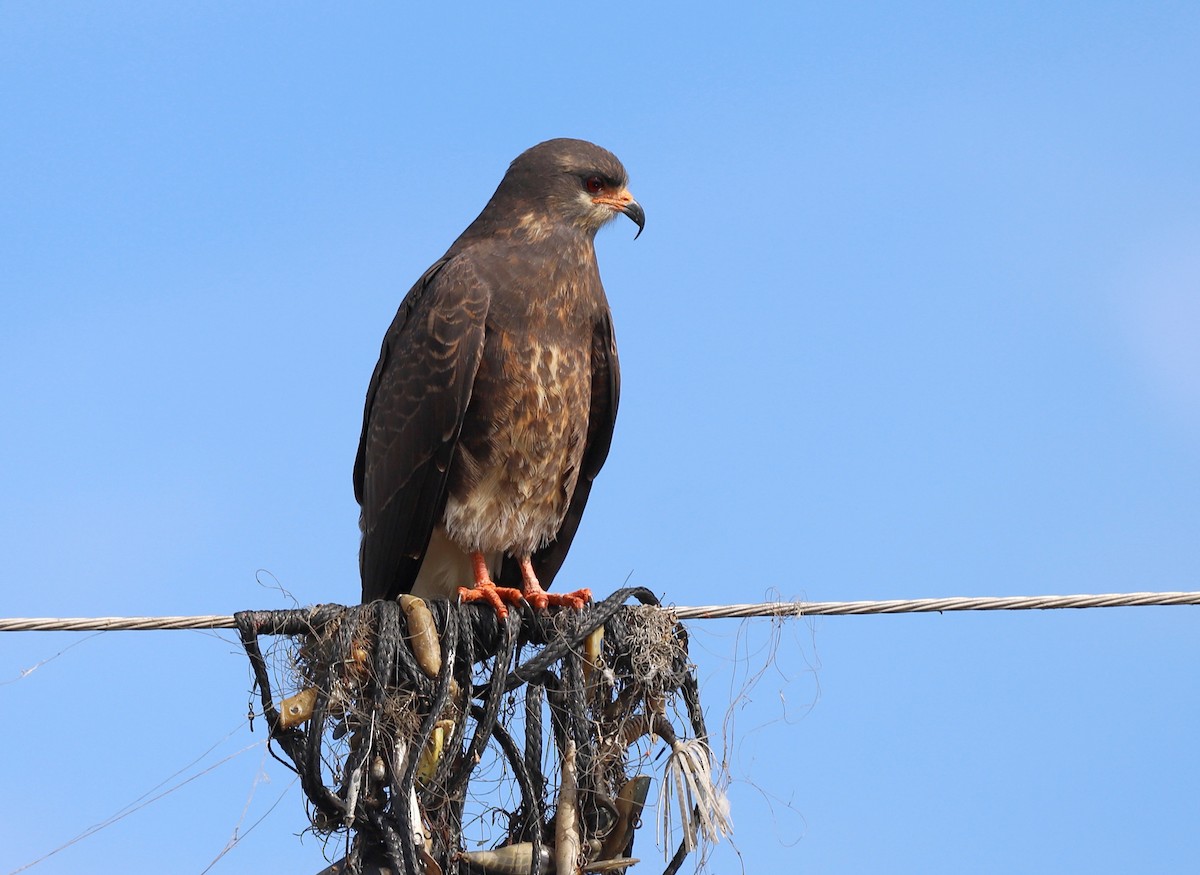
left=495, top=138, right=645, bottom=239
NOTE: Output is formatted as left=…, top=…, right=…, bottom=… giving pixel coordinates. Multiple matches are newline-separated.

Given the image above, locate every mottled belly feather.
left=442, top=337, right=588, bottom=557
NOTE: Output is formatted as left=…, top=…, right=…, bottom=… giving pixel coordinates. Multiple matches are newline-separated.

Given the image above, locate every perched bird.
left=354, top=138, right=643, bottom=618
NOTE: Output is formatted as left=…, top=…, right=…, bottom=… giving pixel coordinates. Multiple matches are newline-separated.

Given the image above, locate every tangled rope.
left=235, top=587, right=728, bottom=875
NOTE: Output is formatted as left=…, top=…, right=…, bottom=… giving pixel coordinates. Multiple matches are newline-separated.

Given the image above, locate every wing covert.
left=355, top=257, right=490, bottom=601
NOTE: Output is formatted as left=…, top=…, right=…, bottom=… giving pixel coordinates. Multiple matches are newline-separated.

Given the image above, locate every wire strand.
left=1, top=590, right=1198, bottom=632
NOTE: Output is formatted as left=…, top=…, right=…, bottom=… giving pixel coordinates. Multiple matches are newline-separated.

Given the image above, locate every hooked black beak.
left=622, top=199, right=645, bottom=239
left=593, top=189, right=646, bottom=239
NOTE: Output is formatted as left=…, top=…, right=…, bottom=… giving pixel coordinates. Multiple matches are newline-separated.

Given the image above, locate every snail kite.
left=354, top=138, right=643, bottom=617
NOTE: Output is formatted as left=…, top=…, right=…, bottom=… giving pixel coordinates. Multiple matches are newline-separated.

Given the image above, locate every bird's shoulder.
left=352, top=251, right=495, bottom=504
left=383, top=251, right=492, bottom=336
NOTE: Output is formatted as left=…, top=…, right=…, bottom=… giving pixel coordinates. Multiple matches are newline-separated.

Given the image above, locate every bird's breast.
left=442, top=329, right=592, bottom=556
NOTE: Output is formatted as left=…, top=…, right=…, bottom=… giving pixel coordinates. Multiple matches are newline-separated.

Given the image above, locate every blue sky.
left=3, top=3, right=1199, bottom=873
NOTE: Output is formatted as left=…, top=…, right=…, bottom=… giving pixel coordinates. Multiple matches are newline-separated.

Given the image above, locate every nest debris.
left=235, top=586, right=729, bottom=875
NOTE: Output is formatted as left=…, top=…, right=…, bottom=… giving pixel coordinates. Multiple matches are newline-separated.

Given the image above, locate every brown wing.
left=354, top=256, right=490, bottom=602
left=497, top=309, right=620, bottom=589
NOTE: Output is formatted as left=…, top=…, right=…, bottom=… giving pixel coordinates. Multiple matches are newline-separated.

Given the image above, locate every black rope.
left=468, top=705, right=545, bottom=875
left=449, top=608, right=519, bottom=796
left=235, top=589, right=712, bottom=875
left=397, top=607, right=459, bottom=875
left=522, top=682, right=546, bottom=875
left=502, top=587, right=655, bottom=690
left=524, top=681, right=546, bottom=821
left=663, top=837, right=690, bottom=875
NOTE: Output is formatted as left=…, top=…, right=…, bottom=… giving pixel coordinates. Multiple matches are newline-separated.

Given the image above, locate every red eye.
left=585, top=176, right=604, bottom=194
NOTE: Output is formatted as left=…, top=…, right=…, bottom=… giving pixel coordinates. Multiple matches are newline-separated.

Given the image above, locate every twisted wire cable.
left=3, top=590, right=1198, bottom=632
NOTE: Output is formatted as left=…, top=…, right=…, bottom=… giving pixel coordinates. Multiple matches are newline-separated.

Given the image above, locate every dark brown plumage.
left=354, top=138, right=643, bottom=615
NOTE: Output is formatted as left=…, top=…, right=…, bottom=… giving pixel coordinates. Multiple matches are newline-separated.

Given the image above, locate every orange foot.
left=457, top=552, right=524, bottom=621
left=519, top=557, right=592, bottom=612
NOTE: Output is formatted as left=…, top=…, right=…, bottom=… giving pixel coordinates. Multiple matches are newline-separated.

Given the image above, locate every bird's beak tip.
left=622, top=200, right=645, bottom=239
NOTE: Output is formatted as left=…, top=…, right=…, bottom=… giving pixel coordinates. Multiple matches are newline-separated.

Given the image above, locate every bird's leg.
left=518, top=556, right=592, bottom=612
left=457, top=551, right=524, bottom=621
